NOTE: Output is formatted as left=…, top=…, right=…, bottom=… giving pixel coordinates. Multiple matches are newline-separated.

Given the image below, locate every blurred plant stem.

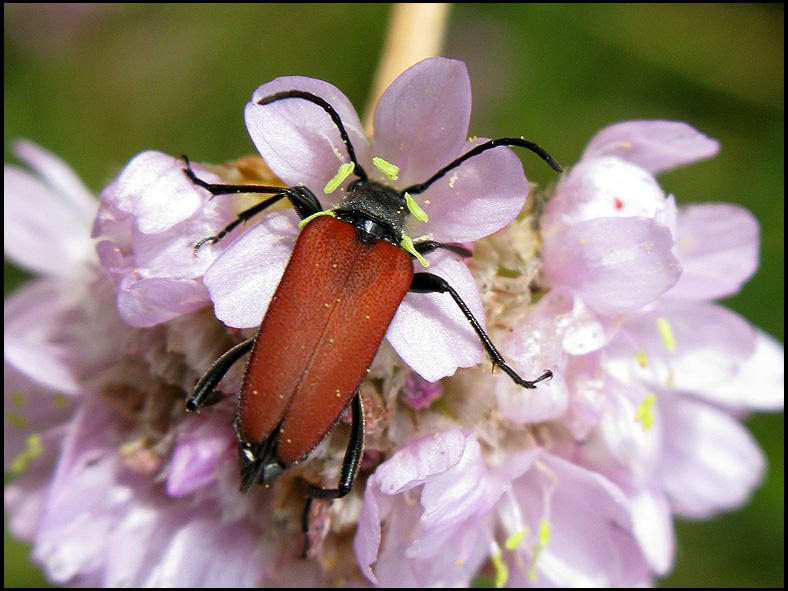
left=363, top=3, right=451, bottom=133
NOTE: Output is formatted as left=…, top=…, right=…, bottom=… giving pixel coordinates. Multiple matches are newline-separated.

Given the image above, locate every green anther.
left=538, top=519, right=551, bottom=547
left=372, top=156, right=399, bottom=180
left=404, top=192, right=428, bottom=223
left=298, top=209, right=336, bottom=230
left=323, top=162, right=355, bottom=194
left=490, top=544, right=509, bottom=588
left=656, top=317, right=676, bottom=353
left=400, top=234, right=429, bottom=268
left=505, top=528, right=528, bottom=551
left=10, top=433, right=43, bottom=475
left=636, top=393, right=657, bottom=430
left=634, top=350, right=648, bottom=368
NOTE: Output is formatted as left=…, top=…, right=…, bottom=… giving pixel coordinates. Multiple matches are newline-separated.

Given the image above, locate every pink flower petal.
left=386, top=253, right=485, bottom=381
left=543, top=217, right=681, bottom=315
left=3, top=278, right=83, bottom=394
left=410, top=136, right=529, bottom=243
left=204, top=210, right=298, bottom=328
left=544, top=157, right=671, bottom=230
left=667, top=203, right=759, bottom=301
left=101, top=151, right=212, bottom=235
left=659, top=394, right=765, bottom=518
left=245, top=76, right=370, bottom=195
left=372, top=57, right=472, bottom=186
left=581, top=120, right=720, bottom=174
left=709, top=330, right=785, bottom=411
left=4, top=143, right=97, bottom=276
left=116, top=277, right=209, bottom=328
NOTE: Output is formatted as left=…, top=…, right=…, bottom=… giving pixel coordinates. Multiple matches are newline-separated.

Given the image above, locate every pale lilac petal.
left=4, top=279, right=83, bottom=394
left=166, top=415, right=234, bottom=497
left=204, top=210, right=298, bottom=328
left=708, top=330, right=784, bottom=410
left=245, top=76, right=371, bottom=194
left=659, top=394, right=766, bottom=518
left=33, top=404, right=144, bottom=583
left=543, top=217, right=681, bottom=315
left=142, top=517, right=263, bottom=587
left=497, top=295, right=570, bottom=423
left=581, top=120, right=720, bottom=174
left=667, top=203, right=760, bottom=301
left=608, top=302, right=756, bottom=396
left=413, top=435, right=496, bottom=552
left=544, top=157, right=671, bottom=230
left=386, top=253, right=485, bottom=381
left=509, top=454, right=649, bottom=587
left=408, top=136, right=529, bottom=243
left=372, top=57, right=471, bottom=186
left=355, top=430, right=491, bottom=587
left=116, top=277, right=210, bottom=328
left=630, top=486, right=674, bottom=576
left=4, top=145, right=97, bottom=276
left=599, top=378, right=661, bottom=476
left=100, top=151, right=212, bottom=234
left=12, top=139, right=97, bottom=218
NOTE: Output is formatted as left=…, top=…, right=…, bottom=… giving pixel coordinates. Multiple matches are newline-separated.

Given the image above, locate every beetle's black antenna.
left=402, top=137, right=563, bottom=196
left=257, top=90, right=369, bottom=182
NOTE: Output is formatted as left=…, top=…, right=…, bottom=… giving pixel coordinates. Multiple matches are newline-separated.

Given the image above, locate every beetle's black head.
left=333, top=178, right=409, bottom=244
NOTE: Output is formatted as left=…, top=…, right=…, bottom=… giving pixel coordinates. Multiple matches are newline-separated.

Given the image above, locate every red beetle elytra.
left=184, top=90, right=561, bottom=501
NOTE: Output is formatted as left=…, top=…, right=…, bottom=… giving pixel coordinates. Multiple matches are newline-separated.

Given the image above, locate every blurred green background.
left=4, top=3, right=783, bottom=587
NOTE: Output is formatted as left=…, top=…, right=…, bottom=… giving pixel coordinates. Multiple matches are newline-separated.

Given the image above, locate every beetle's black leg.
left=182, top=156, right=323, bottom=249
left=402, top=137, right=562, bottom=197
left=186, top=337, right=255, bottom=411
left=413, top=240, right=472, bottom=259
left=256, top=92, right=369, bottom=182
left=410, top=272, right=552, bottom=388
left=305, top=390, right=365, bottom=500
left=301, top=497, right=314, bottom=558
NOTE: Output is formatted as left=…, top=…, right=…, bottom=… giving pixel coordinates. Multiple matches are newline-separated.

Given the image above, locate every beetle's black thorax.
left=333, top=179, right=408, bottom=245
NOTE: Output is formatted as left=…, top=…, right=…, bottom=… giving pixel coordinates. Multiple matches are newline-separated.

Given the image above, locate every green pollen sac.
left=636, top=392, right=657, bottom=430
left=298, top=209, right=336, bottom=230
left=404, top=192, right=429, bottom=223
left=372, top=156, right=399, bottom=180
left=656, top=317, right=676, bottom=353
left=400, top=234, right=429, bottom=268
left=489, top=542, right=509, bottom=588
left=323, top=162, right=355, bottom=194
left=10, top=432, right=43, bottom=475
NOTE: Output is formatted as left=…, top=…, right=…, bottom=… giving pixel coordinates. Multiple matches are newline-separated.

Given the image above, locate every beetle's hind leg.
left=300, top=391, right=365, bottom=557
left=305, top=390, right=365, bottom=500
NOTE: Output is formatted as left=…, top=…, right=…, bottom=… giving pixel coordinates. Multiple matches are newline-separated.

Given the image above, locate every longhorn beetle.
left=184, top=90, right=562, bottom=503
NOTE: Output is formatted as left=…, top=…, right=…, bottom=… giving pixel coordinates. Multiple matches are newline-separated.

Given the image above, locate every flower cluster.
left=4, top=58, right=783, bottom=587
